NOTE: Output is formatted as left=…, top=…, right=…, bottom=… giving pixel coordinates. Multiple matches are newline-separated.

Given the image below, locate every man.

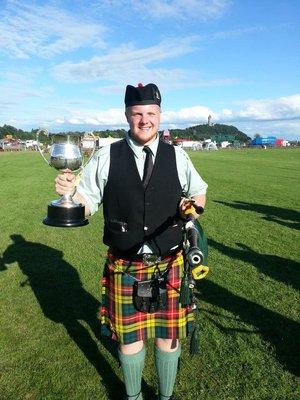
left=55, top=83, right=208, bottom=400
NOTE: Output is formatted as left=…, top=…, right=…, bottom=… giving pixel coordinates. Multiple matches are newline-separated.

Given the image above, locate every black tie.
left=142, top=146, right=153, bottom=188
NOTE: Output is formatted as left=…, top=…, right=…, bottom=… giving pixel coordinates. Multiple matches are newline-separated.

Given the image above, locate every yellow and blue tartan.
left=100, top=250, right=195, bottom=344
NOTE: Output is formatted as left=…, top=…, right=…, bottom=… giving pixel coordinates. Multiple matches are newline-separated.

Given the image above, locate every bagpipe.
left=179, top=199, right=209, bottom=354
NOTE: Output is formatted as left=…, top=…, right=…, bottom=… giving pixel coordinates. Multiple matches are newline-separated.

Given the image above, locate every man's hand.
left=55, top=170, right=91, bottom=217
left=55, top=170, right=76, bottom=196
left=179, top=195, right=206, bottom=220
left=179, top=198, right=194, bottom=219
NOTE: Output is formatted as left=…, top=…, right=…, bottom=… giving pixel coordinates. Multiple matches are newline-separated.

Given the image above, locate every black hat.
left=124, top=83, right=161, bottom=107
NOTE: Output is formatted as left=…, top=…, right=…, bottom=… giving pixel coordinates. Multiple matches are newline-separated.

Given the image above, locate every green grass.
left=0, top=148, right=299, bottom=400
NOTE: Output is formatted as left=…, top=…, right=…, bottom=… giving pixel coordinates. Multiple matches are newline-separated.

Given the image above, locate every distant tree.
left=0, top=124, right=250, bottom=144
left=164, top=123, right=250, bottom=143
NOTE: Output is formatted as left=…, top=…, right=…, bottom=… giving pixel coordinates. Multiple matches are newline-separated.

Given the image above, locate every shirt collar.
left=125, top=130, right=159, bottom=158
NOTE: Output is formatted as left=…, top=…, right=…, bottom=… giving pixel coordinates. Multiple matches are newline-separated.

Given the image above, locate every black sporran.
left=133, top=277, right=168, bottom=313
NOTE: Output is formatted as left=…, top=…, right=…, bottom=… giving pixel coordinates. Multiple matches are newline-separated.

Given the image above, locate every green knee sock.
left=118, top=346, right=145, bottom=400
left=155, top=344, right=181, bottom=400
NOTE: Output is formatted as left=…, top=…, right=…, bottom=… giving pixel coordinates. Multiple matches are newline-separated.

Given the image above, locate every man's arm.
left=191, top=193, right=206, bottom=218
left=192, top=194, right=206, bottom=209
left=174, top=146, right=207, bottom=219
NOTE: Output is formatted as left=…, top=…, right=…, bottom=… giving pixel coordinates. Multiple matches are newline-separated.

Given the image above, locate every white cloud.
left=162, top=106, right=214, bottom=124
left=50, top=94, right=300, bottom=126
left=52, top=36, right=238, bottom=90
left=49, top=94, right=300, bottom=139
left=207, top=26, right=266, bottom=41
left=52, top=37, right=199, bottom=82
left=219, top=94, right=300, bottom=122
left=55, top=108, right=126, bottom=127
left=0, top=1, right=106, bottom=59
left=162, top=94, right=300, bottom=125
left=233, top=120, right=300, bottom=140
left=99, top=0, right=229, bottom=21
left=54, top=105, right=213, bottom=128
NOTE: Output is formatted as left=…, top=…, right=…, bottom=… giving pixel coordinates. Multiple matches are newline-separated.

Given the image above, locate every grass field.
left=0, top=148, right=299, bottom=400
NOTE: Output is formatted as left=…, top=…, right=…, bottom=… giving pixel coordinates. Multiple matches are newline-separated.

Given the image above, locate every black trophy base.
left=43, top=203, right=88, bottom=227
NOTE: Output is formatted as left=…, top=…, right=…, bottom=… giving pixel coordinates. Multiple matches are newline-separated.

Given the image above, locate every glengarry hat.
left=124, top=83, right=161, bottom=107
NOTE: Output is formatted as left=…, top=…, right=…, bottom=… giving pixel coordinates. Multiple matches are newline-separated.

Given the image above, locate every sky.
left=0, top=0, right=299, bottom=139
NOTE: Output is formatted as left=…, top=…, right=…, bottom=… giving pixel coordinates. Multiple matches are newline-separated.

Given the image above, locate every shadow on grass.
left=209, top=239, right=300, bottom=291
left=214, top=200, right=300, bottom=230
left=196, top=239, right=300, bottom=376
left=0, top=234, right=156, bottom=400
left=197, top=265, right=300, bottom=376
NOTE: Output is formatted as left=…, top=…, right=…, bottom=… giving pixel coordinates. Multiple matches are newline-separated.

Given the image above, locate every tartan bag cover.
left=100, top=250, right=195, bottom=344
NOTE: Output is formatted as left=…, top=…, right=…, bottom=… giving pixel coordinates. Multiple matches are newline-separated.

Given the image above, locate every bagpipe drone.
left=179, top=199, right=209, bottom=354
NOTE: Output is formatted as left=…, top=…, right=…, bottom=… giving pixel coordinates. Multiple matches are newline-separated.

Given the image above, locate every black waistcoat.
left=102, top=139, right=183, bottom=256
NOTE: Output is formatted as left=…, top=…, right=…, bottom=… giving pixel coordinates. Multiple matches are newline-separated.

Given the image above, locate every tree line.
left=0, top=123, right=250, bottom=143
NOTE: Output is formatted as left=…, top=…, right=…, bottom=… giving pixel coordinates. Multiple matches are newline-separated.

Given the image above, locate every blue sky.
left=0, top=0, right=299, bottom=139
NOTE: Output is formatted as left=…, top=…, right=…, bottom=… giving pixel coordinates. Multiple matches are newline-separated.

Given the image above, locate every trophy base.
left=43, top=202, right=89, bottom=227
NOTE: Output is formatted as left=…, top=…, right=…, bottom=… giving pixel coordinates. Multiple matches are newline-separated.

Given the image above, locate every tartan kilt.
left=100, top=250, right=195, bottom=344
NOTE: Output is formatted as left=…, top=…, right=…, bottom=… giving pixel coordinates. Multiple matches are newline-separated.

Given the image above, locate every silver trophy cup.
left=36, top=129, right=96, bottom=227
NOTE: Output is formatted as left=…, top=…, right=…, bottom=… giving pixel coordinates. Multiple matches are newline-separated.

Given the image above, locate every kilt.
left=100, top=250, right=195, bottom=344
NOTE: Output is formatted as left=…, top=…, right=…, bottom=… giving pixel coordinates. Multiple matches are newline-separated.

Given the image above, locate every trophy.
left=36, top=129, right=96, bottom=227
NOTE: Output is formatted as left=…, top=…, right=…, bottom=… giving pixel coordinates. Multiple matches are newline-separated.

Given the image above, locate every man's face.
left=125, top=104, right=161, bottom=145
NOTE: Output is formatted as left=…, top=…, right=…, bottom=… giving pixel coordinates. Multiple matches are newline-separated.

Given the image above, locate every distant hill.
left=0, top=123, right=250, bottom=143
left=166, top=123, right=251, bottom=143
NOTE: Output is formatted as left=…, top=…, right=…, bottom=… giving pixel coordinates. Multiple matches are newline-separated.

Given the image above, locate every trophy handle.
left=36, top=128, right=50, bottom=166
left=81, top=132, right=97, bottom=169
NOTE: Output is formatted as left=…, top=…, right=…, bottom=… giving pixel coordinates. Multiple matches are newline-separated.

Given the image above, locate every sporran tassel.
left=179, top=272, right=191, bottom=306
left=190, top=325, right=200, bottom=355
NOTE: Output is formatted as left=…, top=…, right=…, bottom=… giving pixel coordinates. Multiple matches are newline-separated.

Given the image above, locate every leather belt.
left=133, top=254, right=162, bottom=266
left=110, top=247, right=182, bottom=266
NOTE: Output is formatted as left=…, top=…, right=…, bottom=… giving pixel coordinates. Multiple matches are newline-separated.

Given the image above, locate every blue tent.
left=251, top=136, right=276, bottom=146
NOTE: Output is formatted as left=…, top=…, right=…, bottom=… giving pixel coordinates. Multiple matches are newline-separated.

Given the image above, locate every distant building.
left=207, top=115, right=213, bottom=126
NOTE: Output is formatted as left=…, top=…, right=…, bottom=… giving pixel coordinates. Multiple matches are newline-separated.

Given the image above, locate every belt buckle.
left=142, top=254, right=161, bottom=266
